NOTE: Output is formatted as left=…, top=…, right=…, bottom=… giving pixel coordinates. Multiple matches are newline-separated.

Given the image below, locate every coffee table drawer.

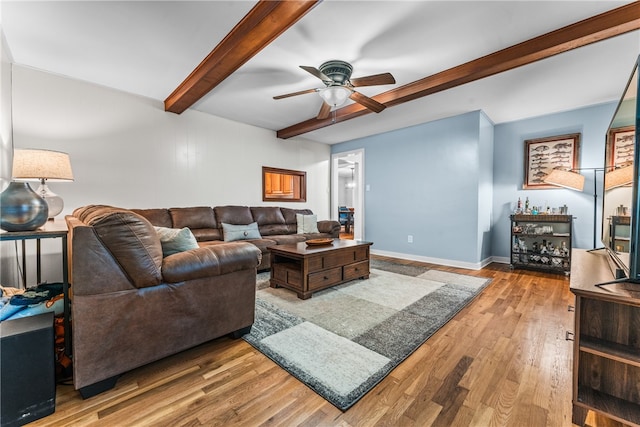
left=308, top=267, right=342, bottom=290
left=343, top=260, right=369, bottom=281
left=308, top=247, right=370, bottom=271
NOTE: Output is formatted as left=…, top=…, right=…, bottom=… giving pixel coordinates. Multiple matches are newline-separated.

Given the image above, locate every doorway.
left=331, top=149, right=364, bottom=240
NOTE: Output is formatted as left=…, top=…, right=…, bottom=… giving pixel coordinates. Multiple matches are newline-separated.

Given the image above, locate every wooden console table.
left=270, top=239, right=372, bottom=299
left=569, top=249, right=640, bottom=426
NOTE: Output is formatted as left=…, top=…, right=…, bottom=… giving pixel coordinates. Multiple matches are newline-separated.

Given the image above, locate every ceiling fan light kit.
left=319, top=86, right=351, bottom=107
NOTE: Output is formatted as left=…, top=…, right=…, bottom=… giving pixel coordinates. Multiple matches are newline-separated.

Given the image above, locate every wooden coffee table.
left=269, top=239, right=373, bottom=299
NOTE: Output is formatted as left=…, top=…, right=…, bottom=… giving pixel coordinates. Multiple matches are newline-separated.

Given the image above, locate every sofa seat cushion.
left=241, top=238, right=277, bottom=253
left=199, top=238, right=276, bottom=253
left=266, top=234, right=307, bottom=245
left=190, top=228, right=222, bottom=242
left=161, top=242, right=261, bottom=283
left=197, top=240, right=227, bottom=248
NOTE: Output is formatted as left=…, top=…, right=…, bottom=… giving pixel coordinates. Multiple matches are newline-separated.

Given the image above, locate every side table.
left=0, top=220, right=70, bottom=356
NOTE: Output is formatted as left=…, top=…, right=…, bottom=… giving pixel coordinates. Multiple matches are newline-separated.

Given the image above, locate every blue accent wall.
left=478, top=112, right=494, bottom=261
left=492, top=102, right=617, bottom=258
left=332, top=111, right=489, bottom=265
left=333, top=102, right=618, bottom=267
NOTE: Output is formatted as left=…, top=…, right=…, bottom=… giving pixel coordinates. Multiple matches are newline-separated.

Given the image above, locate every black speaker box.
left=1, top=312, right=56, bottom=427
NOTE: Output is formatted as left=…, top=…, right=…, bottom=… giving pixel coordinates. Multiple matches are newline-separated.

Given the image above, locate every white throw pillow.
left=296, top=214, right=319, bottom=234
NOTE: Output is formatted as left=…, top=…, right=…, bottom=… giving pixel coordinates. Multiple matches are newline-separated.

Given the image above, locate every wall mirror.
left=262, top=167, right=306, bottom=202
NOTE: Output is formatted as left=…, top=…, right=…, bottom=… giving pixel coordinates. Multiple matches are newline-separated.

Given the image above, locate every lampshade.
left=12, top=149, right=74, bottom=219
left=319, top=86, right=351, bottom=107
left=12, top=149, right=74, bottom=181
left=604, top=165, right=634, bottom=190
left=543, top=169, right=585, bottom=191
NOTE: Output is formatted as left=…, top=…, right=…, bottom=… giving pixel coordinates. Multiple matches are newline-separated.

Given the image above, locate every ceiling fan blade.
left=273, top=88, right=318, bottom=100
left=317, top=101, right=332, bottom=120
left=350, top=72, right=396, bottom=87
left=300, top=65, right=332, bottom=82
left=349, top=91, right=386, bottom=113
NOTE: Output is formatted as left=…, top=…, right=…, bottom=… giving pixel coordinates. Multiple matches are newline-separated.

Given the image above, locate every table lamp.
left=12, top=149, right=74, bottom=219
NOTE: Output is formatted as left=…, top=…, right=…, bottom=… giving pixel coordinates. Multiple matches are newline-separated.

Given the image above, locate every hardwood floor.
left=28, top=257, right=625, bottom=426
left=339, top=229, right=354, bottom=240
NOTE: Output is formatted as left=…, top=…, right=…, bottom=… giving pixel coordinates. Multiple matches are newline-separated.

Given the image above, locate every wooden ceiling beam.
left=277, top=2, right=640, bottom=139
left=165, top=0, right=320, bottom=114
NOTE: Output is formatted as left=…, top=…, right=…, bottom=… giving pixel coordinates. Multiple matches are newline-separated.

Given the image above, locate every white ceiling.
left=2, top=1, right=639, bottom=145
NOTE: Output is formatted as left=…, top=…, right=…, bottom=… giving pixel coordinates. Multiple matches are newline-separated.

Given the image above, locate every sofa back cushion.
left=130, top=208, right=172, bottom=227
left=169, top=207, right=216, bottom=229
left=169, top=207, right=221, bottom=241
left=73, top=205, right=163, bottom=288
left=214, top=206, right=253, bottom=227
left=250, top=207, right=288, bottom=236
left=281, top=208, right=313, bottom=234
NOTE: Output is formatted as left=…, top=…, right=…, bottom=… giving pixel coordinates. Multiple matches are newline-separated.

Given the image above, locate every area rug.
left=243, top=264, right=491, bottom=411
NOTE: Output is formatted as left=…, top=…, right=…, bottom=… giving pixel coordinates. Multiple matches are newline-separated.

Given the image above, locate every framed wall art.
left=524, top=133, right=580, bottom=189
left=608, top=126, right=635, bottom=169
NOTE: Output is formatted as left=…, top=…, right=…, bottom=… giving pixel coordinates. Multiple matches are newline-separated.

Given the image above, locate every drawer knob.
left=324, top=276, right=329, bottom=280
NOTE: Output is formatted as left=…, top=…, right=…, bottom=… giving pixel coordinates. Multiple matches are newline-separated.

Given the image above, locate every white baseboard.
left=491, top=256, right=511, bottom=264
left=371, top=249, right=494, bottom=271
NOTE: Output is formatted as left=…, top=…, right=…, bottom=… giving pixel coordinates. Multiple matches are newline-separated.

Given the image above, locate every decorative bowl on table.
left=306, top=238, right=333, bottom=246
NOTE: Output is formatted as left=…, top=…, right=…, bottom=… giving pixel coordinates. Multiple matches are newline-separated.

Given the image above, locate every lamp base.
left=0, top=182, right=49, bottom=231
left=36, top=180, right=64, bottom=219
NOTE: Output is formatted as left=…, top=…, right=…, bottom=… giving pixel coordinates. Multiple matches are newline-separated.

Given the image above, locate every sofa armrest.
left=67, top=218, right=138, bottom=296
left=162, top=242, right=261, bottom=283
left=318, top=220, right=341, bottom=237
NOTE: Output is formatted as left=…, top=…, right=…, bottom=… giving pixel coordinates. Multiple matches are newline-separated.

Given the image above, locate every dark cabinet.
left=570, top=249, right=640, bottom=427
left=510, top=214, right=572, bottom=275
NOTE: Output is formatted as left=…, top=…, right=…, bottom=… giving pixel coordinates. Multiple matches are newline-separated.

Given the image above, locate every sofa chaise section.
left=66, top=205, right=261, bottom=398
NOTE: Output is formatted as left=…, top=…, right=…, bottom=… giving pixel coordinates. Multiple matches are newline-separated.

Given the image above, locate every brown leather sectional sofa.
left=131, top=205, right=341, bottom=270
left=66, top=204, right=339, bottom=398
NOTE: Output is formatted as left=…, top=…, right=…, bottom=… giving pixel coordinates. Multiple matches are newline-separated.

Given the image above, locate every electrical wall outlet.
left=407, top=235, right=413, bottom=243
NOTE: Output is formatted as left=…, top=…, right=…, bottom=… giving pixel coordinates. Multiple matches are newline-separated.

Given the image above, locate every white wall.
left=1, top=65, right=331, bottom=287
left=0, top=29, right=12, bottom=190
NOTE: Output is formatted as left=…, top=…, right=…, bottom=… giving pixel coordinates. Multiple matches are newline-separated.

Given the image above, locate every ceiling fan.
left=273, top=60, right=396, bottom=120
